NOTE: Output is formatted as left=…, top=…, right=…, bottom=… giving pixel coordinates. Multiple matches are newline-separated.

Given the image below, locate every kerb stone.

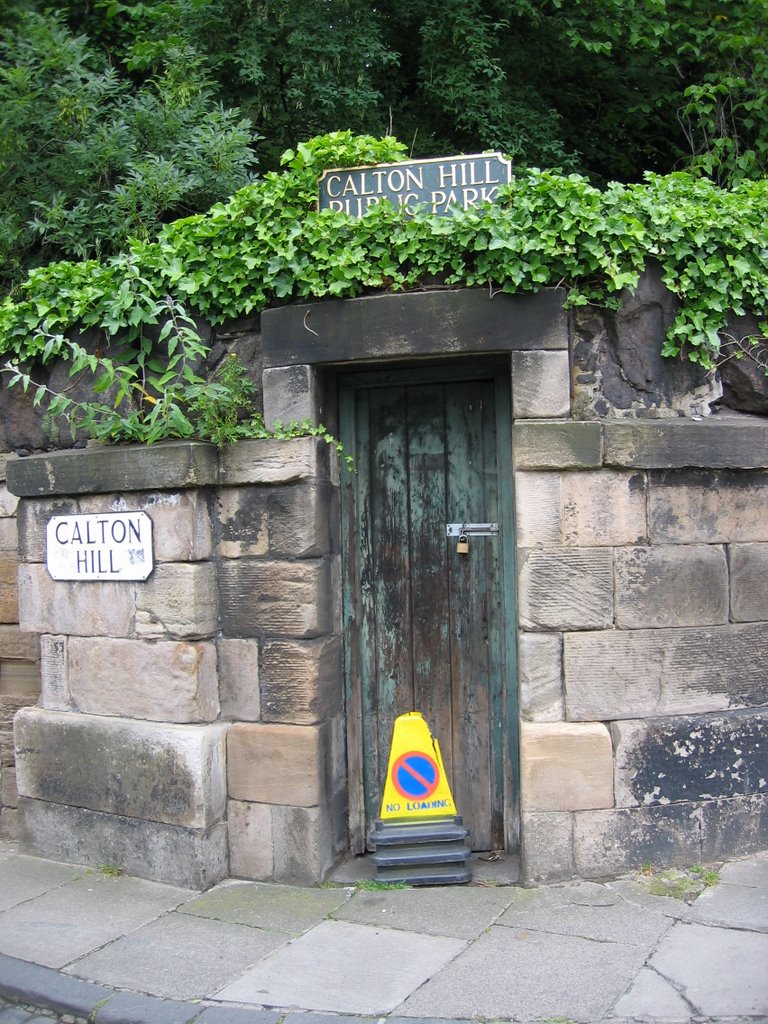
left=67, top=637, right=219, bottom=722
left=15, top=708, right=227, bottom=828
left=520, top=721, right=614, bottom=812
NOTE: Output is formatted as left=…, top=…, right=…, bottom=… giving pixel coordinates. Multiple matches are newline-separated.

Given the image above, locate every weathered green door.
left=340, top=364, right=515, bottom=853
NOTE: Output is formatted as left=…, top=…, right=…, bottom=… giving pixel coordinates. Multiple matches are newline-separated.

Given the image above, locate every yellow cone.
left=379, top=712, right=457, bottom=821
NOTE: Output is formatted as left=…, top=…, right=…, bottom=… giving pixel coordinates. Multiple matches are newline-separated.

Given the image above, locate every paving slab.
left=688, top=878, right=768, bottom=931
left=717, top=849, right=768, bottom=888
left=398, top=923, right=648, bottom=1022
left=495, top=879, right=674, bottom=946
left=647, top=920, right=768, bottom=1017
left=604, top=877, right=692, bottom=919
left=611, top=964, right=694, bottom=1020
left=179, top=880, right=352, bottom=934
left=333, top=884, right=516, bottom=939
left=0, top=856, right=83, bottom=912
left=67, top=911, right=288, bottom=1000
left=0, top=873, right=194, bottom=969
left=215, top=919, right=466, bottom=1015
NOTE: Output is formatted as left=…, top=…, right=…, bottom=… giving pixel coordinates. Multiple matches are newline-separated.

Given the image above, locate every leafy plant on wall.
left=1, top=131, right=767, bottom=446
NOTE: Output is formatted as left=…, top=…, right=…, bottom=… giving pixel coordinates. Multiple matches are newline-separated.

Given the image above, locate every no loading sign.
left=391, top=751, right=440, bottom=800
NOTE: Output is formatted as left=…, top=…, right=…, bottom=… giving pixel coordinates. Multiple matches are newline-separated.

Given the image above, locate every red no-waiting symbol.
left=391, top=751, right=440, bottom=800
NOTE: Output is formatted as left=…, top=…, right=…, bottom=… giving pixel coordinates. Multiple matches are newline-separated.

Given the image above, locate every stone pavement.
left=0, top=839, right=766, bottom=1024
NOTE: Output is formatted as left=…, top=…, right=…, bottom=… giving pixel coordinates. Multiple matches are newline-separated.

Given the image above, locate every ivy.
left=1, top=130, right=767, bottom=445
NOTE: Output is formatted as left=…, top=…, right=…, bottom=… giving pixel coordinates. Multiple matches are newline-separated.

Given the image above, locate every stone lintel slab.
left=512, top=421, right=603, bottom=469
left=520, top=721, right=614, bottom=812
left=18, top=797, right=227, bottom=888
left=14, top=708, right=227, bottom=828
left=612, top=709, right=768, bottom=808
left=605, top=416, right=768, bottom=469
left=7, top=441, right=218, bottom=498
left=219, top=437, right=331, bottom=486
left=564, top=622, right=768, bottom=721
left=261, top=288, right=568, bottom=367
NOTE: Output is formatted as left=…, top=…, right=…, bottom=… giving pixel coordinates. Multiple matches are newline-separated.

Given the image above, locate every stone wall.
left=6, top=437, right=346, bottom=887
left=515, top=417, right=768, bottom=881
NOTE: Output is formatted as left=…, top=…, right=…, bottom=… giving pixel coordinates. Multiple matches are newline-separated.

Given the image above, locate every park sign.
left=318, top=152, right=512, bottom=218
left=46, top=511, right=153, bottom=581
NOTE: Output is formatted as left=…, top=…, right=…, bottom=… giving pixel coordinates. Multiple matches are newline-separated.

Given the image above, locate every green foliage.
left=1, top=130, right=767, bottom=446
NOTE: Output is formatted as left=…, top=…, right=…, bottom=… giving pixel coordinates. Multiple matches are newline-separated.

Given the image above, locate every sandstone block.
left=564, top=622, right=768, bottom=720
left=520, top=721, right=614, bottom=812
left=219, top=558, right=333, bottom=638
left=134, top=563, right=219, bottom=640
left=6, top=441, right=218, bottom=498
left=263, top=364, right=318, bottom=431
left=17, top=498, right=79, bottom=562
left=513, top=421, right=603, bottom=470
left=227, top=799, right=273, bottom=880
left=216, top=487, right=269, bottom=558
left=0, top=659, right=41, bottom=697
left=0, top=518, right=17, bottom=552
left=18, top=797, right=227, bottom=889
left=0, top=482, right=19, bottom=517
left=78, top=492, right=214, bottom=562
left=15, top=708, right=227, bottom=828
left=18, top=564, right=134, bottom=637
left=612, top=710, right=767, bottom=808
left=573, top=804, right=702, bottom=877
left=0, top=586, right=19, bottom=624
left=272, top=803, right=336, bottom=885
left=0, top=625, right=39, bottom=663
left=217, top=638, right=260, bottom=721
left=0, top=806, right=18, bottom=839
left=68, top=637, right=219, bottom=722
left=268, top=483, right=331, bottom=557
left=260, top=637, right=342, bottom=725
left=0, top=553, right=18, bottom=586
left=729, top=543, right=768, bottom=622
left=518, top=632, right=564, bottom=722
left=511, top=351, right=571, bottom=418
left=219, top=437, right=330, bottom=486
left=518, top=547, right=613, bottom=630
left=515, top=470, right=646, bottom=547
left=1, top=765, right=17, bottom=807
left=227, top=722, right=326, bottom=806
left=700, top=794, right=768, bottom=862
left=614, top=545, right=728, bottom=628
left=39, top=635, right=72, bottom=711
left=1, top=695, right=37, bottom=765
left=520, top=810, right=574, bottom=883
left=605, top=418, right=768, bottom=469
left=649, top=469, right=768, bottom=543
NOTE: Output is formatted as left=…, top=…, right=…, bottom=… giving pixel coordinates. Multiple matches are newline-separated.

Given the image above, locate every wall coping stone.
left=6, top=440, right=218, bottom=498
left=604, top=415, right=768, bottom=469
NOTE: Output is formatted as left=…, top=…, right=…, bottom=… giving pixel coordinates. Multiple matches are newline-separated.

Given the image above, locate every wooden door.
left=340, top=365, right=515, bottom=852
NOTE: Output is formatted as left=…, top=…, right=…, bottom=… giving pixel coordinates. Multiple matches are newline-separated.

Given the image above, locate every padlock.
left=456, top=532, right=469, bottom=555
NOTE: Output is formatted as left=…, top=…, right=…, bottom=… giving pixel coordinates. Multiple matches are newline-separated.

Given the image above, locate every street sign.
left=46, top=511, right=153, bottom=581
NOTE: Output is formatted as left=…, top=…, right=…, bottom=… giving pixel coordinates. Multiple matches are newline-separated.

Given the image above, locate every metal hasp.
left=446, top=522, right=499, bottom=537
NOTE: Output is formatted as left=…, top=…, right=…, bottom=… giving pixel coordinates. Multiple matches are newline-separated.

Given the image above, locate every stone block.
left=564, top=622, right=768, bottom=720
left=219, top=437, right=330, bottom=486
left=263, top=364, right=319, bottom=430
left=518, top=632, right=564, bottom=722
left=520, top=810, right=574, bottom=883
left=612, top=710, right=768, bottom=808
left=271, top=803, right=335, bottom=885
left=520, top=721, right=614, bottom=812
left=267, top=483, right=331, bottom=557
left=515, top=470, right=647, bottom=547
left=6, top=441, right=218, bottom=498
left=729, top=543, right=768, bottom=622
left=573, top=803, right=703, bottom=877
left=260, top=637, right=342, bottom=725
left=227, top=800, right=273, bottom=880
left=219, top=558, right=332, bottom=638
left=649, top=469, right=768, bottom=543
left=16, top=497, right=79, bottom=562
left=700, top=794, right=768, bottom=861
left=227, top=722, right=326, bottom=806
left=68, top=637, right=219, bottom=722
left=0, top=659, right=40, bottom=697
left=605, top=417, right=768, bottom=469
left=0, top=482, right=19, bottom=517
left=39, top=635, right=72, bottom=711
left=0, top=518, right=17, bottom=552
left=79, top=492, right=214, bottom=562
left=216, top=488, right=269, bottom=558
left=18, top=564, right=134, bottom=637
left=18, top=797, right=228, bottom=889
left=0, top=553, right=18, bottom=585
left=15, top=708, right=228, bottom=828
left=518, top=547, right=613, bottom=630
left=1, top=694, right=38, bottom=765
left=134, top=563, right=219, bottom=640
left=0, top=586, right=19, bottom=623
left=1, top=765, right=17, bottom=807
left=513, top=421, right=603, bottom=469
left=0, top=624, right=39, bottom=662
left=614, top=545, right=728, bottom=628
left=217, top=638, right=260, bottom=721
left=511, top=351, right=571, bottom=418
left=0, top=806, right=18, bottom=839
